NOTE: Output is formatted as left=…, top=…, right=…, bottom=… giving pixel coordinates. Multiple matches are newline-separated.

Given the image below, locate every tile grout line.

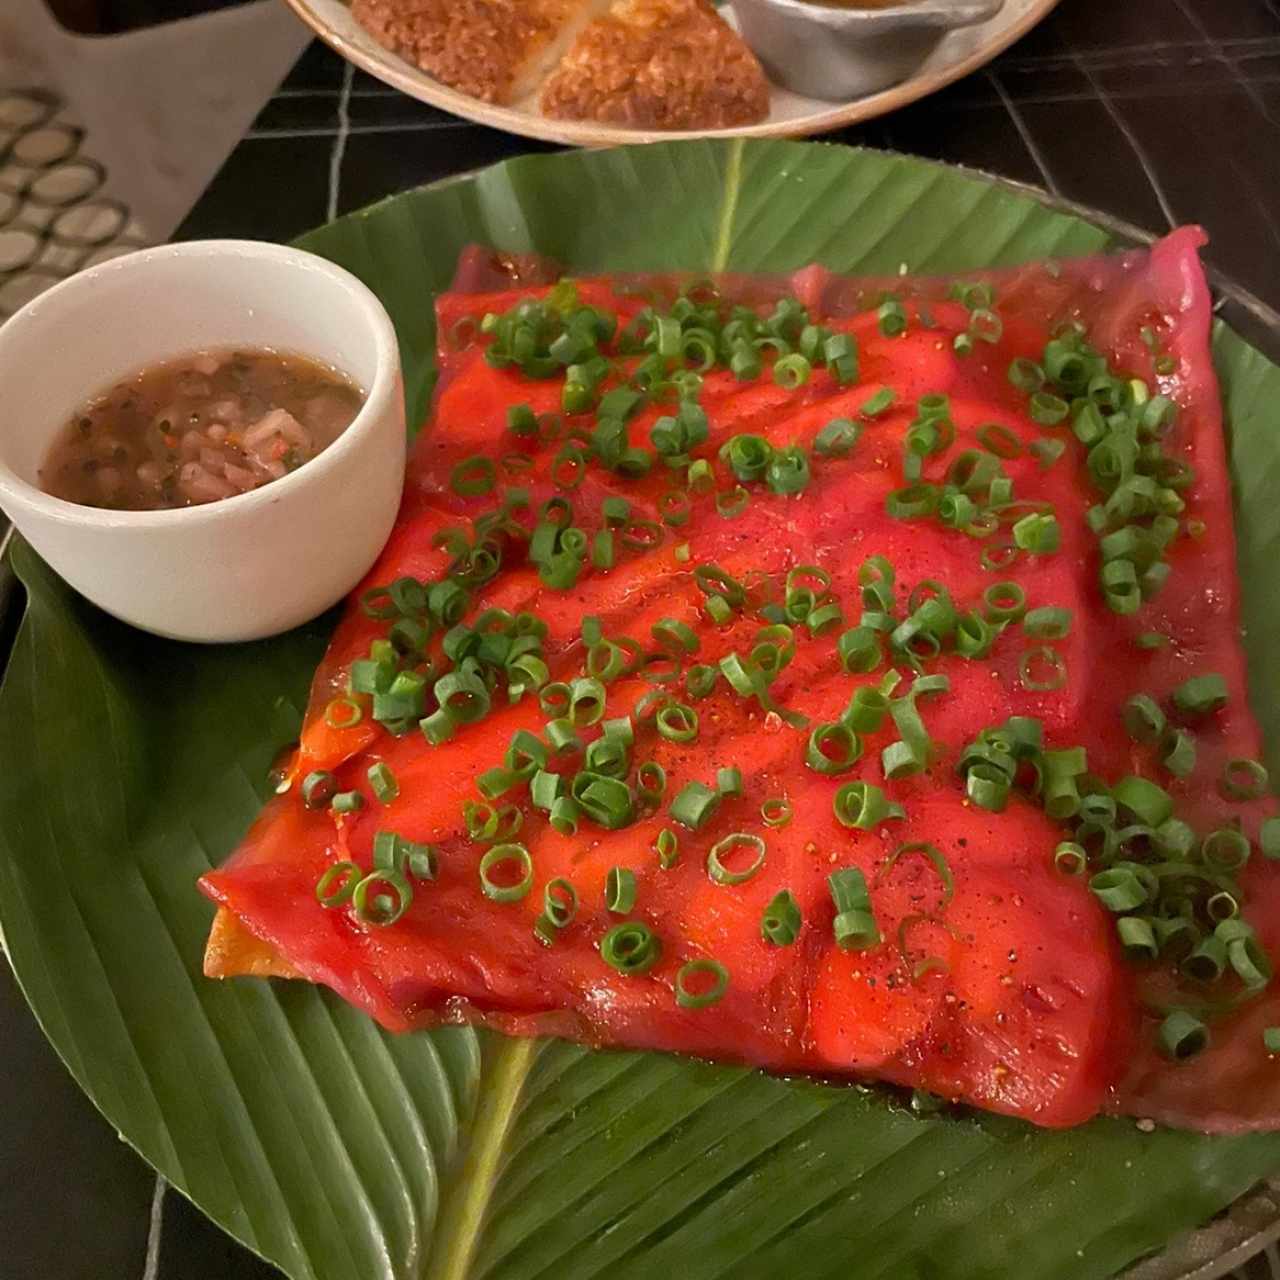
left=250, top=120, right=463, bottom=140
left=985, top=68, right=1061, bottom=197
left=326, top=61, right=354, bottom=224
left=141, top=1174, right=166, bottom=1280
left=1072, top=53, right=1177, bottom=230
left=1167, top=0, right=1279, bottom=128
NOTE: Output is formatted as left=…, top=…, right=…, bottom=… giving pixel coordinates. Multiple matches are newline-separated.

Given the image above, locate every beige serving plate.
left=282, top=0, right=1060, bottom=144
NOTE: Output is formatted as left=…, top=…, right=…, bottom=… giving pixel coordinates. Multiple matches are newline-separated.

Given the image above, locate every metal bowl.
left=732, top=0, right=1006, bottom=101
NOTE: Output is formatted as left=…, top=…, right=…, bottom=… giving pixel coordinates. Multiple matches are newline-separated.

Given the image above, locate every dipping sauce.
left=40, top=349, right=363, bottom=510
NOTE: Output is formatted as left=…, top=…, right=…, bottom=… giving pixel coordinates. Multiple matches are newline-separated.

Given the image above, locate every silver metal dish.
left=732, top=0, right=1006, bottom=101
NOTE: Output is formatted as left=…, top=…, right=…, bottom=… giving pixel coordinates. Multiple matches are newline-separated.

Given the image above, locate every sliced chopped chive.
left=1022, top=605, right=1073, bottom=639
left=301, top=770, right=337, bottom=810
left=1136, top=631, right=1170, bottom=650
left=1118, top=916, right=1158, bottom=961
left=982, top=581, right=1027, bottom=622
left=886, top=483, right=938, bottom=520
left=1053, top=842, right=1087, bottom=876
left=716, top=767, right=743, bottom=798
left=674, top=958, right=730, bottom=1009
left=315, top=861, right=362, bottom=908
left=507, top=403, right=538, bottom=436
left=721, top=433, right=773, bottom=482
left=1182, top=934, right=1228, bottom=982
left=1159, top=1011, right=1208, bottom=1060
left=837, top=625, right=882, bottom=673
left=707, top=833, right=766, bottom=886
left=814, top=417, right=860, bottom=458
left=371, top=831, right=437, bottom=882
left=1123, top=693, right=1166, bottom=744
left=1008, top=357, right=1045, bottom=392
left=605, top=866, right=637, bottom=914
left=1101, top=559, right=1141, bottom=614
left=980, top=539, right=1020, bottom=572
left=450, top=455, right=497, bottom=497
left=1265, top=1028, right=1280, bottom=1054
left=806, top=602, right=845, bottom=635
left=773, top=353, right=811, bottom=389
left=1164, top=725, right=1197, bottom=776
left=367, top=761, right=399, bottom=804
left=1113, top=775, right=1174, bottom=828
left=1208, top=891, right=1240, bottom=924
left=1019, top=644, right=1067, bottom=691
left=1172, top=673, right=1229, bottom=717
left=655, top=701, right=699, bottom=745
left=352, top=869, right=412, bottom=926
left=877, top=298, right=907, bottom=337
left=651, top=617, right=699, bottom=655
left=1221, top=758, right=1270, bottom=800
left=685, top=664, right=719, bottom=700
left=833, top=781, right=903, bottom=830
left=766, top=444, right=811, bottom=495
left=1024, top=437, right=1064, bottom=468
left=829, top=867, right=879, bottom=950
left=761, top=797, right=793, bottom=828
left=1012, top=512, right=1061, bottom=554
left=331, top=790, right=364, bottom=814
left=544, top=716, right=581, bottom=755
left=860, top=387, right=896, bottom=417
left=324, top=696, right=364, bottom=730
left=655, top=826, right=680, bottom=869
left=761, top=889, right=802, bottom=946
left=716, top=486, right=750, bottom=519
left=841, top=686, right=892, bottom=734
left=686, top=460, right=715, bottom=497
left=966, top=763, right=1009, bottom=811
left=478, top=842, right=534, bottom=903
left=1203, top=826, right=1251, bottom=871
left=976, top=423, right=1021, bottom=459
left=658, top=490, right=691, bottom=527
left=670, top=780, right=721, bottom=830
left=530, top=769, right=565, bottom=812
left=600, top=921, right=661, bottom=975
left=1089, top=866, right=1149, bottom=913
left=545, top=794, right=578, bottom=834
left=806, top=722, right=863, bottom=775
left=1029, top=391, right=1069, bottom=426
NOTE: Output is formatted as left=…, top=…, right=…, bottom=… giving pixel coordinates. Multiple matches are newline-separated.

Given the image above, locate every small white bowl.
left=0, top=240, right=406, bottom=643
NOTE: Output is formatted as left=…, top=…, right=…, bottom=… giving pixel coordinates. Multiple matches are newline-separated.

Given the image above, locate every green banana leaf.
left=3, top=140, right=1280, bottom=1280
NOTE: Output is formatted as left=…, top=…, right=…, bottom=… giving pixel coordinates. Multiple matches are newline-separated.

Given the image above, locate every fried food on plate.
left=540, top=0, right=770, bottom=129
left=350, top=0, right=595, bottom=105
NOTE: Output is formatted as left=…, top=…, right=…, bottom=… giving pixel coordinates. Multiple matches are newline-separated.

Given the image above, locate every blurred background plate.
left=281, top=0, right=1059, bottom=144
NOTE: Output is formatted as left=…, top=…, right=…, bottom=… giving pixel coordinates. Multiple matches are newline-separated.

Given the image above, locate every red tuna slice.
left=202, top=229, right=1277, bottom=1132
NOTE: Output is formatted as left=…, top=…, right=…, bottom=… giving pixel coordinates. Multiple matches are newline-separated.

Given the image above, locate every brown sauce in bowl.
left=800, top=0, right=922, bottom=7
left=40, top=348, right=363, bottom=511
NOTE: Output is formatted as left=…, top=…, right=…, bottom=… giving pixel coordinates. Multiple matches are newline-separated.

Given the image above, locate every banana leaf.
left=3, top=140, right=1280, bottom=1280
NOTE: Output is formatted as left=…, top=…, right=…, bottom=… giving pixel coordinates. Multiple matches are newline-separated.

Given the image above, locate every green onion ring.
left=707, top=833, right=767, bottom=886
left=315, top=861, right=362, bottom=908
left=478, top=843, right=534, bottom=903
left=761, top=797, right=793, bottom=828
left=606, top=866, right=638, bottom=914
left=600, top=921, right=661, bottom=975
left=1221, top=758, right=1270, bottom=801
left=1020, top=645, right=1067, bottom=692
left=674, top=958, right=730, bottom=1009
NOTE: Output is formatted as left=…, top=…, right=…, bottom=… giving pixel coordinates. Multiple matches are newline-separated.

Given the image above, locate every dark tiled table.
left=7, top=1, right=1280, bottom=1276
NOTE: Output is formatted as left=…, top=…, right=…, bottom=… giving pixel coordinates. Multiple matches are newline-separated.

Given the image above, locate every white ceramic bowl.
left=0, top=240, right=406, bottom=643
